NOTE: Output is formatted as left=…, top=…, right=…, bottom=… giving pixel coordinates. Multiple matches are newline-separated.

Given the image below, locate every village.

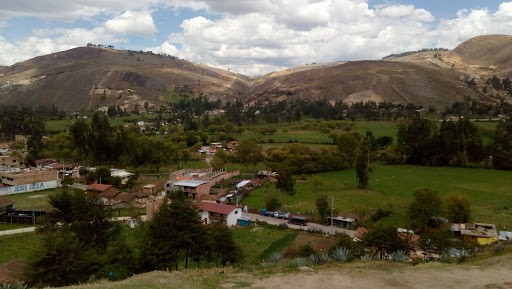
left=1, top=132, right=511, bottom=267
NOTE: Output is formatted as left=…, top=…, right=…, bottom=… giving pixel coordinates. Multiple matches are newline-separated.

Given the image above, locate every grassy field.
left=0, top=232, right=39, bottom=264
left=4, top=188, right=82, bottom=211
left=231, top=223, right=293, bottom=264
left=0, top=223, right=34, bottom=231
left=241, top=165, right=512, bottom=229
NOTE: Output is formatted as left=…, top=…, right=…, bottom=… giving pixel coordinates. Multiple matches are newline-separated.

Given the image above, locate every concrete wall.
left=0, top=180, right=58, bottom=196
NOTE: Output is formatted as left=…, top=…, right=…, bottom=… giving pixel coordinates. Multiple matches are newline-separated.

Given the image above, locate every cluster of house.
left=198, top=141, right=239, bottom=156
left=0, top=135, right=28, bottom=171
left=143, top=167, right=254, bottom=227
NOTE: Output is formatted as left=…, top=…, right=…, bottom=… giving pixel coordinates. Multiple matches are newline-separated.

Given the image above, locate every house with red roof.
left=85, top=183, right=113, bottom=194
left=197, top=201, right=242, bottom=227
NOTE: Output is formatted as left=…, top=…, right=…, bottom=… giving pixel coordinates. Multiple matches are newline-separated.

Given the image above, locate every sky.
left=0, top=0, right=511, bottom=75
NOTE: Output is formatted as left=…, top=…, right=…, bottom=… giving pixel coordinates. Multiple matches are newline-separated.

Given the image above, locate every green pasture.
left=4, top=188, right=83, bottom=211
left=242, top=165, right=512, bottom=229
left=231, top=224, right=293, bottom=264
left=0, top=232, right=39, bottom=264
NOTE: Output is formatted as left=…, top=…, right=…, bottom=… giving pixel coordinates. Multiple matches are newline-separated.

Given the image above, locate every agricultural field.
left=241, top=165, right=512, bottom=230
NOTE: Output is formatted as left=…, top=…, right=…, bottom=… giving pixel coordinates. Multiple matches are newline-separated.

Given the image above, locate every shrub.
left=308, top=254, right=319, bottom=264
left=332, top=247, right=351, bottom=262
left=318, top=253, right=329, bottom=264
left=307, top=227, right=323, bottom=234
left=279, top=223, right=289, bottom=230
left=265, top=195, right=281, bottom=211
left=293, top=257, right=307, bottom=267
left=360, top=253, right=376, bottom=261
left=268, top=252, right=283, bottom=263
left=299, top=244, right=317, bottom=257
left=0, top=283, right=27, bottom=289
left=391, top=250, right=408, bottom=263
left=493, top=243, right=504, bottom=255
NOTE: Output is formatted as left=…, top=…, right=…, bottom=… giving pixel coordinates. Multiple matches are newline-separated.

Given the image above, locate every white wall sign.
left=0, top=180, right=58, bottom=196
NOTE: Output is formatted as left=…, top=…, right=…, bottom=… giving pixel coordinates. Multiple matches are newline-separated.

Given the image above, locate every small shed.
left=237, top=216, right=252, bottom=226
left=143, top=184, right=156, bottom=195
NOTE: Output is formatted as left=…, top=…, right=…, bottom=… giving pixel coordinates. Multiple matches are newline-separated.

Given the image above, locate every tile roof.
left=99, top=188, right=121, bottom=199
left=85, top=183, right=113, bottom=192
left=198, top=202, right=238, bottom=215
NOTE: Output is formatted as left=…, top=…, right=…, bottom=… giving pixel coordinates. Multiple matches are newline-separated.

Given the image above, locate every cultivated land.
left=242, top=165, right=512, bottom=230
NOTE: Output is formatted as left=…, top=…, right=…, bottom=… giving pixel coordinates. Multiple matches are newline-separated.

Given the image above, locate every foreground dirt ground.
left=60, top=254, right=512, bottom=289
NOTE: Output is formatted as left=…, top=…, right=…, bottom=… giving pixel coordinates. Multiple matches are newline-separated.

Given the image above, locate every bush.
left=391, top=250, right=408, bottom=263
left=278, top=223, right=288, bottom=230
left=265, top=195, right=281, bottom=211
left=371, top=208, right=393, bottom=222
left=0, top=282, right=27, bottom=289
left=317, top=253, right=329, bottom=264
left=360, top=253, right=376, bottom=261
left=307, top=227, right=323, bottom=234
left=293, top=257, right=307, bottom=267
left=308, top=254, right=319, bottom=264
left=493, top=243, right=505, bottom=255
left=332, top=247, right=351, bottom=262
left=268, top=252, right=283, bottom=263
left=299, top=244, right=317, bottom=258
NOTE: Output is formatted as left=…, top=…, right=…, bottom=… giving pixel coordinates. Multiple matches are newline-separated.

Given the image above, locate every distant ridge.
left=0, top=34, right=511, bottom=111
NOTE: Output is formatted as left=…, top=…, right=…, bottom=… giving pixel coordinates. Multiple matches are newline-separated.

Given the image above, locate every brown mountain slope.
left=446, top=34, right=512, bottom=77
left=0, top=47, right=250, bottom=111
left=247, top=60, right=475, bottom=107
left=385, top=35, right=512, bottom=83
left=1, top=35, right=511, bottom=111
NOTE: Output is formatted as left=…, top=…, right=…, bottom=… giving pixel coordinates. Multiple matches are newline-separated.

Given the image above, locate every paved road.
left=245, top=213, right=356, bottom=237
left=0, top=227, right=36, bottom=237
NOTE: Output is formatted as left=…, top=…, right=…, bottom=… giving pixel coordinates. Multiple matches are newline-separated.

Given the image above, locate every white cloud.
left=104, top=10, right=158, bottom=37
left=2, top=0, right=512, bottom=76
left=435, top=4, right=512, bottom=48
left=0, top=27, right=124, bottom=65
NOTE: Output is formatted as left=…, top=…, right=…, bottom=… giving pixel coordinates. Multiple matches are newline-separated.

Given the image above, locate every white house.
left=198, top=202, right=241, bottom=227
left=111, top=169, right=134, bottom=185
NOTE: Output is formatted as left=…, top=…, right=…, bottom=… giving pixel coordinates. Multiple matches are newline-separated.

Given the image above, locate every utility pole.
left=331, top=195, right=334, bottom=235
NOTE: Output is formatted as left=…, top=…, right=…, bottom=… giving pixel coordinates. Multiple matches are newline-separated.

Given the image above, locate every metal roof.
left=172, top=180, right=210, bottom=187
left=236, top=180, right=251, bottom=189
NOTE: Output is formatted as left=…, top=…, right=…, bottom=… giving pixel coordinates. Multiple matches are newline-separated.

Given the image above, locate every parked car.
left=288, top=216, right=308, bottom=226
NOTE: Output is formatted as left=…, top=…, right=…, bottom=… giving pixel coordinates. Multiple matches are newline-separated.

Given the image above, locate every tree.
left=143, top=197, right=203, bottom=270
left=265, top=195, right=281, bottom=211
left=24, top=229, right=100, bottom=287
left=332, top=130, right=362, bottom=168
left=418, top=225, right=455, bottom=255
left=25, top=189, right=121, bottom=287
left=359, top=225, right=407, bottom=259
left=275, top=165, right=295, bottom=196
left=208, top=224, right=243, bottom=267
left=61, top=176, right=74, bottom=187
left=493, top=120, right=512, bottom=170
left=315, top=194, right=329, bottom=221
left=311, top=175, right=324, bottom=192
left=236, top=138, right=263, bottom=170
left=356, top=130, right=376, bottom=189
left=444, top=192, right=471, bottom=223
left=407, top=188, right=444, bottom=233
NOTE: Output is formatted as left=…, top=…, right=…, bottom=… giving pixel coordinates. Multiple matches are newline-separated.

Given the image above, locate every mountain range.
left=0, top=34, right=511, bottom=111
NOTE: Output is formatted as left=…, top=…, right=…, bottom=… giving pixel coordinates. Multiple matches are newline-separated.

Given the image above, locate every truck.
left=261, top=209, right=290, bottom=219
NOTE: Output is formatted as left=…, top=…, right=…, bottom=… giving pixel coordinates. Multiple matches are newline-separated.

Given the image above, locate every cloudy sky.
left=0, top=0, right=511, bottom=75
